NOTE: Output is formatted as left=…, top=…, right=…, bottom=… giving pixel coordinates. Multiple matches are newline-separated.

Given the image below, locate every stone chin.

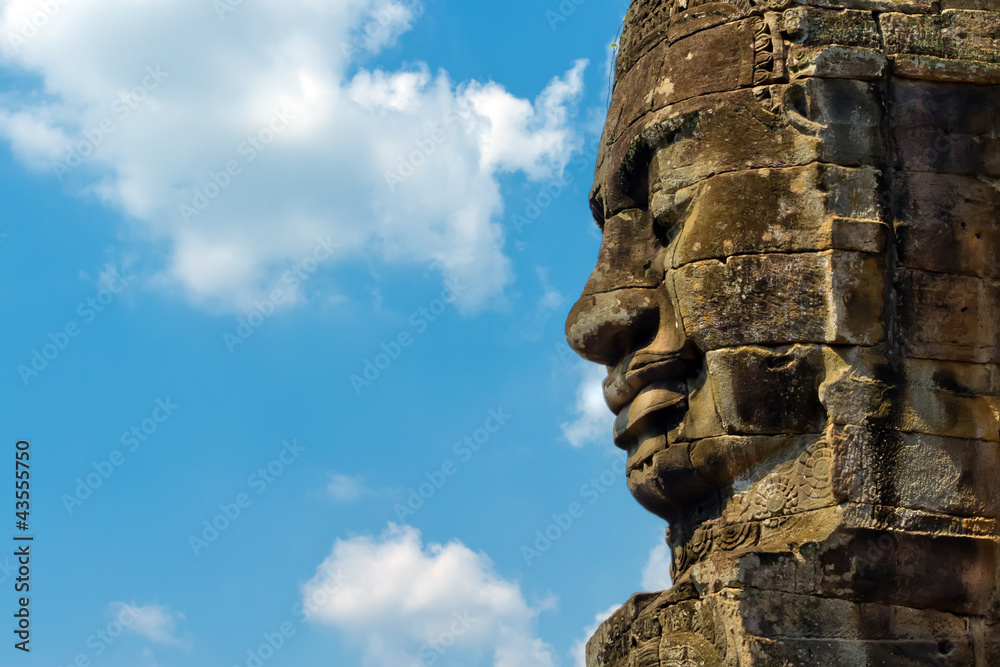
left=619, top=403, right=714, bottom=521
left=626, top=434, right=704, bottom=521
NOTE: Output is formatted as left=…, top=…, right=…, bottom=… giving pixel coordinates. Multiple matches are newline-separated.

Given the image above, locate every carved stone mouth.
left=604, top=353, right=692, bottom=414
left=613, top=383, right=688, bottom=446
left=626, top=433, right=670, bottom=476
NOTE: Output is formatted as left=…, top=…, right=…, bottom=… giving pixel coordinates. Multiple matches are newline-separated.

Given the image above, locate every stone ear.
left=782, top=82, right=826, bottom=136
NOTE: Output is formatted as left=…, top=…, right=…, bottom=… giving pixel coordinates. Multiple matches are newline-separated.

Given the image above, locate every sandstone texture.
left=564, top=0, right=1000, bottom=664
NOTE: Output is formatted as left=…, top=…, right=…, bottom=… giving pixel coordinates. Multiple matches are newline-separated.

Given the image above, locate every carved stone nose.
left=565, top=288, right=659, bottom=366
left=565, top=209, right=671, bottom=366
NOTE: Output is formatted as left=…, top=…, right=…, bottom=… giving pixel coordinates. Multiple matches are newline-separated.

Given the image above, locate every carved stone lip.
left=626, top=434, right=669, bottom=475
left=603, top=352, right=691, bottom=414
left=613, top=382, right=687, bottom=446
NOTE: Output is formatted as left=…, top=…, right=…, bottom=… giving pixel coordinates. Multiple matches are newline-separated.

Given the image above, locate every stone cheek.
left=673, top=251, right=886, bottom=350
left=668, top=164, right=887, bottom=266
left=569, top=0, right=1000, bottom=663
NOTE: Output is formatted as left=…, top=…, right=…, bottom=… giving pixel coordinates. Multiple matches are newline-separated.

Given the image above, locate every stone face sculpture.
left=565, top=1, right=1000, bottom=664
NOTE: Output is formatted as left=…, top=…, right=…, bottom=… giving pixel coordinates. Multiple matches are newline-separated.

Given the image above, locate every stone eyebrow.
left=600, top=111, right=702, bottom=220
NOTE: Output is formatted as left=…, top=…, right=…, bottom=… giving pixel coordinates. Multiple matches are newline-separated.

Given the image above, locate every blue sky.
left=0, top=1, right=674, bottom=665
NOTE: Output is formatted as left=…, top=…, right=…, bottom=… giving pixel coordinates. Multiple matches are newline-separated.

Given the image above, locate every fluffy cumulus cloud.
left=302, top=523, right=556, bottom=667
left=0, top=0, right=586, bottom=312
left=561, top=361, right=613, bottom=448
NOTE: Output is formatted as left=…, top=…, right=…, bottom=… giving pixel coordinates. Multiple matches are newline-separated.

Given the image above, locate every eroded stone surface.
left=566, top=0, right=1000, bottom=664
left=674, top=251, right=886, bottom=350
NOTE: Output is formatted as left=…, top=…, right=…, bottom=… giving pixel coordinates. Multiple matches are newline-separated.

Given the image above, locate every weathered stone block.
left=889, top=79, right=1000, bottom=176
left=674, top=251, right=885, bottom=350
left=834, top=425, right=1000, bottom=517
left=902, top=357, right=999, bottom=396
left=668, top=164, right=885, bottom=267
left=818, top=348, right=1000, bottom=440
left=646, top=80, right=884, bottom=195
left=690, top=434, right=819, bottom=487
left=581, top=210, right=663, bottom=295
left=881, top=11, right=1000, bottom=65
left=734, top=530, right=998, bottom=615
left=895, top=171, right=1000, bottom=280
left=739, top=590, right=973, bottom=641
left=653, top=19, right=760, bottom=107
left=598, top=79, right=886, bottom=210
left=585, top=593, right=660, bottom=667
left=675, top=367, right=728, bottom=442
left=787, top=45, right=889, bottom=80
left=746, top=637, right=974, bottom=666
left=705, top=346, right=826, bottom=434
left=895, top=54, right=1000, bottom=85
left=898, top=268, right=1000, bottom=363
left=781, top=8, right=890, bottom=79
left=591, top=587, right=986, bottom=667
left=941, top=0, right=1000, bottom=9
left=783, top=8, right=881, bottom=49
left=606, top=18, right=762, bottom=151
left=799, top=0, right=935, bottom=11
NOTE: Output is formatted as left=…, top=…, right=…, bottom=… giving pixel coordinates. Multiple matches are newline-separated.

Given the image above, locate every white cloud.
left=570, top=604, right=618, bottom=667
left=346, top=0, right=421, bottom=55
left=560, top=362, right=612, bottom=448
left=326, top=472, right=368, bottom=502
left=466, top=60, right=586, bottom=179
left=109, top=602, right=187, bottom=647
left=0, top=0, right=586, bottom=313
left=303, top=523, right=556, bottom=667
left=641, top=541, right=672, bottom=592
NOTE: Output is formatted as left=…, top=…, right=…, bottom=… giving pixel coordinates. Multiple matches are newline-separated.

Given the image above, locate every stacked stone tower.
left=566, top=0, right=1000, bottom=664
